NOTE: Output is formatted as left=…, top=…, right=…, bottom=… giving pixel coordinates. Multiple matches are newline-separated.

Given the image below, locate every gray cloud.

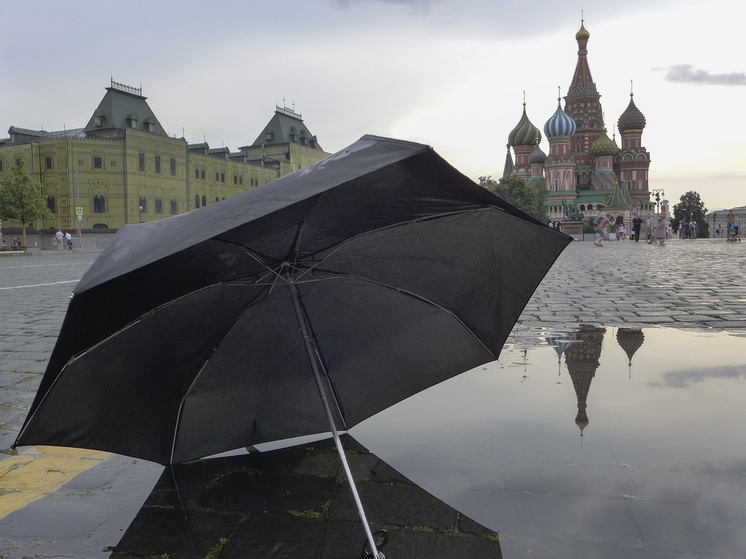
left=662, top=64, right=746, bottom=86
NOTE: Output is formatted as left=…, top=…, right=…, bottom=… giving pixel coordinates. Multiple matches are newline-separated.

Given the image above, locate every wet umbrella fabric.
left=15, top=135, right=570, bottom=553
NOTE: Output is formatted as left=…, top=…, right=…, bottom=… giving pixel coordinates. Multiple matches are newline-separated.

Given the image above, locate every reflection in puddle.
left=354, top=326, right=746, bottom=558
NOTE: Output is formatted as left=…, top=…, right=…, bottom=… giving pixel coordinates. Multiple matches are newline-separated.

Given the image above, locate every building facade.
left=0, top=80, right=331, bottom=231
left=504, top=21, right=655, bottom=228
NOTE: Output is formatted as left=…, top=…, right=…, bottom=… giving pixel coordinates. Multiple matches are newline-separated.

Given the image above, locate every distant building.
left=504, top=21, right=655, bottom=229
left=0, top=80, right=330, bottom=230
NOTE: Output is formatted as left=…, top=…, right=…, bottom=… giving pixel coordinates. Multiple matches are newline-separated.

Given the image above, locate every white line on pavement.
left=0, top=280, right=78, bottom=290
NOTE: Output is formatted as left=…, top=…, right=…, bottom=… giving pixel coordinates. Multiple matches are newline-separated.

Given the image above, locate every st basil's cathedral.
left=503, top=20, right=656, bottom=227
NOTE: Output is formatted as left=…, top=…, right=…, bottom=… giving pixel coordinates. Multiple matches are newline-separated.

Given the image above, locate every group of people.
left=53, top=229, right=74, bottom=251
left=594, top=210, right=667, bottom=246
left=678, top=219, right=700, bottom=239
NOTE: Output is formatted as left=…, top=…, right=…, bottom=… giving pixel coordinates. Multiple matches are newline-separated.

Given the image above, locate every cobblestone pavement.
left=0, top=239, right=744, bottom=556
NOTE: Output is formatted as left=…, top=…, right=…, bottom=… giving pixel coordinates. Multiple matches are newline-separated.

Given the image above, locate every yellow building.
left=0, top=80, right=330, bottom=231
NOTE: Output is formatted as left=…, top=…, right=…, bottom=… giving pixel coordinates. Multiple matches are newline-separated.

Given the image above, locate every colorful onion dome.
left=544, top=99, right=576, bottom=138
left=508, top=104, right=542, bottom=147
left=576, top=20, right=590, bottom=42
left=528, top=143, right=546, bottom=164
left=590, top=128, right=619, bottom=157
left=617, top=93, right=646, bottom=132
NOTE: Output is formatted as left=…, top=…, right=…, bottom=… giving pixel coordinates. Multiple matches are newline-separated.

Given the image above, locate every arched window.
left=94, top=194, right=105, bottom=213
left=155, top=197, right=163, bottom=214
left=195, top=195, right=200, bottom=209
left=202, top=195, right=207, bottom=207
left=215, top=197, right=220, bottom=204
left=47, top=195, right=56, bottom=213
left=170, top=199, right=178, bottom=215
left=139, top=196, right=147, bottom=214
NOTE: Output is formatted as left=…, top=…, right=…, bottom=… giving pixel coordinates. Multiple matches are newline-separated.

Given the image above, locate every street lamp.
left=651, top=188, right=664, bottom=222
left=139, top=205, right=143, bottom=223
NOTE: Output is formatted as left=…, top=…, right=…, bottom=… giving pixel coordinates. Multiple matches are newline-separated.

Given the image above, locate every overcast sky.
left=2, top=0, right=744, bottom=211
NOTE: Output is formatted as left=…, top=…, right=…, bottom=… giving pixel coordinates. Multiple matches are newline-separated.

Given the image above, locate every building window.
left=0, top=161, right=3, bottom=172
left=202, top=195, right=207, bottom=207
left=139, top=153, right=145, bottom=172
left=170, top=158, right=176, bottom=176
left=201, top=170, right=205, bottom=180
left=94, top=194, right=106, bottom=213
left=215, top=197, right=220, bottom=203
left=170, top=198, right=177, bottom=215
left=139, top=196, right=147, bottom=214
left=221, top=173, right=225, bottom=183
left=46, top=157, right=53, bottom=170
left=155, top=197, right=163, bottom=214
left=233, top=175, right=238, bottom=185
left=239, top=176, right=243, bottom=186
left=215, top=172, right=220, bottom=182
left=155, top=156, right=161, bottom=174
left=195, top=169, right=200, bottom=179
left=94, top=156, right=103, bottom=169
left=47, top=195, right=56, bottom=213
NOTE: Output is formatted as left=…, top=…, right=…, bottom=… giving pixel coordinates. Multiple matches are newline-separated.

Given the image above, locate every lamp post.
left=139, top=205, right=143, bottom=224
left=651, top=188, right=664, bottom=222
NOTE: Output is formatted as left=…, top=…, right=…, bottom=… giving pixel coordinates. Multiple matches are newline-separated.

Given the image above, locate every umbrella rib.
left=313, top=268, right=499, bottom=360
left=290, top=207, right=493, bottom=284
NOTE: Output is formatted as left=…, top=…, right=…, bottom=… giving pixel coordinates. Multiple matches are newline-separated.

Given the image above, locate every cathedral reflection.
left=544, top=325, right=647, bottom=439
left=616, top=328, right=645, bottom=378
left=564, top=324, right=606, bottom=438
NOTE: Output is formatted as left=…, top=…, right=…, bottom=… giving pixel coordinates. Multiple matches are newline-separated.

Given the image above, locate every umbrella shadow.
left=111, top=436, right=503, bottom=559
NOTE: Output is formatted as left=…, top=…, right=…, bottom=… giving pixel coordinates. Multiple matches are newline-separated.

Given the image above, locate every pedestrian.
left=632, top=214, right=642, bottom=242
left=655, top=207, right=668, bottom=245
left=65, top=231, right=73, bottom=251
left=646, top=215, right=654, bottom=243
left=54, top=229, right=64, bottom=250
left=618, top=224, right=626, bottom=241
left=594, top=214, right=612, bottom=246
left=726, top=209, right=735, bottom=239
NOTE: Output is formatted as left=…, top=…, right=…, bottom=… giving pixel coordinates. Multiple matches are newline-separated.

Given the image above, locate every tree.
left=671, top=191, right=708, bottom=238
left=0, top=161, right=53, bottom=246
left=479, top=174, right=548, bottom=223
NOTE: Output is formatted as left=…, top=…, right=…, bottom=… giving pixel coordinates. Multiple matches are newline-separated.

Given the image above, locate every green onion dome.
left=590, top=128, right=619, bottom=157
left=508, top=104, right=542, bottom=147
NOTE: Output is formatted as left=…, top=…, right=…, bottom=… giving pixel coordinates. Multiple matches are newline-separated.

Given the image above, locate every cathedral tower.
left=616, top=92, right=651, bottom=202
left=564, top=20, right=605, bottom=190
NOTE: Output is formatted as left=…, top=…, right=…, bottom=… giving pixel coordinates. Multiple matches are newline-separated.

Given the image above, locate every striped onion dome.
left=528, top=143, right=547, bottom=164
left=544, top=100, right=576, bottom=138
left=617, top=93, right=646, bottom=132
left=508, top=104, right=542, bottom=147
left=590, top=128, right=619, bottom=157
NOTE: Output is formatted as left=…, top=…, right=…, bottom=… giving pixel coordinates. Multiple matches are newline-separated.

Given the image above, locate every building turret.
left=544, top=98, right=577, bottom=204
left=615, top=91, right=651, bottom=202
left=508, top=102, right=542, bottom=179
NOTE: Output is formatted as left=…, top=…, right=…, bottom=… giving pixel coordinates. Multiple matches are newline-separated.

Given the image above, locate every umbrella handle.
left=289, top=281, right=385, bottom=559
left=362, top=530, right=389, bottom=558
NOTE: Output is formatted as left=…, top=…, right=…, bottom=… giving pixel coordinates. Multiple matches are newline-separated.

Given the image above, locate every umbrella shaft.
left=288, top=282, right=383, bottom=559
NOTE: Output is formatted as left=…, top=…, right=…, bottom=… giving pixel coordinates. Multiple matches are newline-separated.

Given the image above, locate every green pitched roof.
left=249, top=106, right=323, bottom=151
left=84, top=84, right=167, bottom=136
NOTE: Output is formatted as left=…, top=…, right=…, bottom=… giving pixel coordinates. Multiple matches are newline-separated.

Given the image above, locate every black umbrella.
left=15, top=135, right=570, bottom=557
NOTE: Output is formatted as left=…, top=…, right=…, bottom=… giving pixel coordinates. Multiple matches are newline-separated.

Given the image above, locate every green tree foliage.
left=0, top=160, right=53, bottom=245
left=671, top=190, right=708, bottom=238
left=479, top=174, right=548, bottom=223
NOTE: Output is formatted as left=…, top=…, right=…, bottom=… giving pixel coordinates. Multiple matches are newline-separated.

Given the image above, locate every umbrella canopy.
left=15, top=135, right=570, bottom=465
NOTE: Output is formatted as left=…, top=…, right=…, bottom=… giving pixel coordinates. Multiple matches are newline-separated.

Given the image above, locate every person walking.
left=655, top=207, right=668, bottom=245
left=594, top=214, right=612, bottom=246
left=65, top=231, right=73, bottom=251
left=632, top=214, right=642, bottom=242
left=646, top=215, right=654, bottom=243
left=54, top=229, right=64, bottom=251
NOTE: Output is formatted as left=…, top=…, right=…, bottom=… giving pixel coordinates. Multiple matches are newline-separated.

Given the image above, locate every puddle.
left=354, top=326, right=746, bottom=557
